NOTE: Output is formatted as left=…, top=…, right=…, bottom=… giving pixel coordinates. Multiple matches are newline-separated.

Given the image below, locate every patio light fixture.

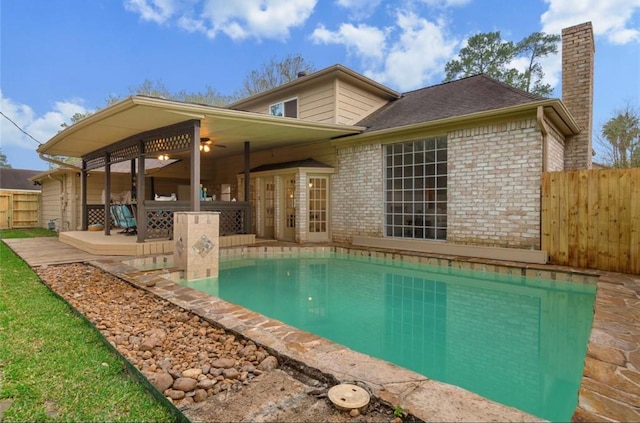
left=158, top=154, right=170, bottom=161
left=200, top=137, right=211, bottom=153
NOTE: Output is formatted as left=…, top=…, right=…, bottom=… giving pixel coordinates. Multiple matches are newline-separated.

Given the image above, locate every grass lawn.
left=0, top=229, right=174, bottom=422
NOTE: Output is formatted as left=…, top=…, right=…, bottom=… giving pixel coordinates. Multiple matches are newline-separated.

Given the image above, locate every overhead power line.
left=0, top=111, right=43, bottom=145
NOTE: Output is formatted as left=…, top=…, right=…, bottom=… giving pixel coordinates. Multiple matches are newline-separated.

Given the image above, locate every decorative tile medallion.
left=192, top=234, right=214, bottom=258
left=175, top=236, right=184, bottom=258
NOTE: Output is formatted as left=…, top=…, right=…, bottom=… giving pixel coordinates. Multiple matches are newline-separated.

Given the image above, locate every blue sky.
left=1, top=0, right=639, bottom=170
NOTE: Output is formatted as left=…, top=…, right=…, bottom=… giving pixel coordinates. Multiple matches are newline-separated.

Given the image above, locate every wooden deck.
left=59, top=231, right=171, bottom=256
left=2, top=237, right=129, bottom=266
left=58, top=231, right=256, bottom=256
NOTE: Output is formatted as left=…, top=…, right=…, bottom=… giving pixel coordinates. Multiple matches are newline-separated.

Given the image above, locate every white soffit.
left=38, top=97, right=363, bottom=158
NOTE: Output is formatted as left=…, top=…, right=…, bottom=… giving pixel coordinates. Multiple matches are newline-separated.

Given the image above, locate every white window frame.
left=384, top=137, right=448, bottom=241
left=269, top=97, right=298, bottom=118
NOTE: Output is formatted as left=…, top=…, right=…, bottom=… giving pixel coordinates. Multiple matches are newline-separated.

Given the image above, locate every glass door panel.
left=308, top=176, right=329, bottom=241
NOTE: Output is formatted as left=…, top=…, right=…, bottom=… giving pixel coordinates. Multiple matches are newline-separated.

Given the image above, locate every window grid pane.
left=308, top=177, right=327, bottom=233
left=384, top=137, right=447, bottom=240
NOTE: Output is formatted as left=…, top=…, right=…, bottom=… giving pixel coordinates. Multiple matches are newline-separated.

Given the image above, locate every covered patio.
left=37, top=96, right=362, bottom=253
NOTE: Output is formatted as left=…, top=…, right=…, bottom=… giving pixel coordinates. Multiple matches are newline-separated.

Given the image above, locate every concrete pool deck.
left=4, top=238, right=639, bottom=422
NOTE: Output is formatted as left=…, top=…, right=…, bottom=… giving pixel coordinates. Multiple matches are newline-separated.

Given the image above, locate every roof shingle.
left=357, top=74, right=545, bottom=132
left=0, top=168, right=42, bottom=191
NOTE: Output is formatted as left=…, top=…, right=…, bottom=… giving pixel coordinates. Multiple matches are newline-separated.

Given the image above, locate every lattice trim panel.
left=144, top=132, right=192, bottom=155
left=87, top=205, right=116, bottom=226
left=82, top=120, right=199, bottom=166
left=85, top=156, right=105, bottom=171
left=142, top=208, right=247, bottom=240
left=110, top=144, right=140, bottom=164
left=145, top=210, right=174, bottom=240
left=220, top=209, right=245, bottom=236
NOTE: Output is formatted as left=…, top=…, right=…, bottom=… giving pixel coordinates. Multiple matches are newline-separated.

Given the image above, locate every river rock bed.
left=36, top=263, right=408, bottom=422
left=37, top=263, right=282, bottom=407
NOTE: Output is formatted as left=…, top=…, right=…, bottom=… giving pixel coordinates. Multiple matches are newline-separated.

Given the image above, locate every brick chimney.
left=562, top=22, right=595, bottom=170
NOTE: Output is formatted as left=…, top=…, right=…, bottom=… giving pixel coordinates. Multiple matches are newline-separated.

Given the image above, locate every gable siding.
left=336, top=80, right=389, bottom=125
left=233, top=76, right=391, bottom=125
left=236, top=80, right=336, bottom=124
left=40, top=180, right=61, bottom=229
left=39, top=173, right=77, bottom=231
left=298, top=83, right=336, bottom=123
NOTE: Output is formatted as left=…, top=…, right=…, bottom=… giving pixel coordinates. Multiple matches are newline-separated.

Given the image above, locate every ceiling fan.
left=199, top=137, right=226, bottom=152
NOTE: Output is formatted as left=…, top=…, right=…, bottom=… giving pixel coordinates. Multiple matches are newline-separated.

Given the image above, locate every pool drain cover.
left=328, top=383, right=370, bottom=411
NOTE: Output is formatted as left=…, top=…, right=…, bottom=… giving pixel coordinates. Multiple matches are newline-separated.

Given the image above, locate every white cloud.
left=311, top=10, right=458, bottom=91
left=541, top=0, right=640, bottom=44
left=124, top=0, right=178, bottom=24
left=311, top=23, right=388, bottom=63
left=335, top=0, right=382, bottom=20
left=537, top=0, right=640, bottom=97
left=376, top=13, right=457, bottom=91
left=0, top=91, right=87, bottom=150
left=126, top=0, right=317, bottom=41
left=419, top=0, right=472, bottom=7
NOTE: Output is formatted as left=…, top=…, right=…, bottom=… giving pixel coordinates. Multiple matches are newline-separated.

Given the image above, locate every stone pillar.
left=173, top=212, right=219, bottom=281
left=562, top=22, right=595, bottom=170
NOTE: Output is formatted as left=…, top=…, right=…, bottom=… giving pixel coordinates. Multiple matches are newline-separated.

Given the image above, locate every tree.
left=106, top=80, right=231, bottom=107
left=0, top=148, right=11, bottom=168
left=444, top=31, right=560, bottom=97
left=597, top=103, right=640, bottom=168
left=514, top=32, right=560, bottom=96
left=234, top=53, right=315, bottom=99
left=444, top=32, right=516, bottom=82
left=59, top=53, right=313, bottom=131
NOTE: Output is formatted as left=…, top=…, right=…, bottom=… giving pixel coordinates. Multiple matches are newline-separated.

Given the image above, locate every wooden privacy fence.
left=542, top=168, right=640, bottom=275
left=0, top=190, right=41, bottom=229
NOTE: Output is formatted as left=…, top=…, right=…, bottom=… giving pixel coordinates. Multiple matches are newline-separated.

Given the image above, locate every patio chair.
left=110, top=204, right=137, bottom=235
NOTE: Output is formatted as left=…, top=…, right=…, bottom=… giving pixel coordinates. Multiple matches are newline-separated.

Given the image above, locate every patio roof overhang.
left=37, top=95, right=366, bottom=159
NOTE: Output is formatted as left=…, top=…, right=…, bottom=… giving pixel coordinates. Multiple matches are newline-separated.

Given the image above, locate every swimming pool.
left=177, top=251, right=595, bottom=422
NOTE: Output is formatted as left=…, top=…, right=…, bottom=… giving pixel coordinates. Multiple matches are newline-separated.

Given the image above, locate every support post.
left=244, top=141, right=250, bottom=201
left=191, top=121, right=201, bottom=212
left=173, top=212, right=219, bottom=281
left=244, top=141, right=251, bottom=233
left=104, top=152, right=111, bottom=235
left=81, top=160, right=88, bottom=230
left=130, top=158, right=136, bottom=202
left=137, top=140, right=146, bottom=242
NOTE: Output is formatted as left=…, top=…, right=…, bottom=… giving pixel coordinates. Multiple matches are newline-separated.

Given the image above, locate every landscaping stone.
left=196, top=378, right=217, bottom=390
left=211, top=358, right=236, bottom=369
left=165, top=389, right=185, bottom=400
left=193, top=389, right=208, bottom=402
left=258, top=355, right=278, bottom=371
left=173, top=377, right=198, bottom=392
left=146, top=371, right=174, bottom=392
left=182, top=368, right=203, bottom=379
left=222, top=368, right=240, bottom=379
left=36, top=263, right=276, bottom=408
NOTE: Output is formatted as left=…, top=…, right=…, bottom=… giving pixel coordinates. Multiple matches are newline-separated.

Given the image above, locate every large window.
left=269, top=98, right=298, bottom=118
left=384, top=137, right=447, bottom=240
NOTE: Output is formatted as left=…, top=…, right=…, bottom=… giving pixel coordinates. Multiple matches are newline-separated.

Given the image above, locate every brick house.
left=36, top=22, right=594, bottom=263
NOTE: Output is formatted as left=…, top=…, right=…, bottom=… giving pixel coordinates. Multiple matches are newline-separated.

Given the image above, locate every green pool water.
left=180, top=252, right=596, bottom=421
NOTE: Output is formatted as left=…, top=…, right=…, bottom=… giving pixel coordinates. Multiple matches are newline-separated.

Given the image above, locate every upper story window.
left=269, top=98, right=298, bottom=118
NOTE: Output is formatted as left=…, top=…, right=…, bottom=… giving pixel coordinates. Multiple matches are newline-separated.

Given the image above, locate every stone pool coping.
left=93, top=244, right=639, bottom=422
